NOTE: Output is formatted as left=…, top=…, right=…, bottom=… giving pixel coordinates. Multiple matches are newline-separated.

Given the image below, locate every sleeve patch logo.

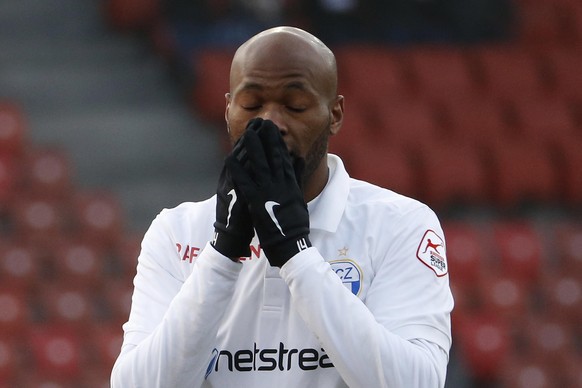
left=329, top=259, right=363, bottom=296
left=416, top=230, right=448, bottom=277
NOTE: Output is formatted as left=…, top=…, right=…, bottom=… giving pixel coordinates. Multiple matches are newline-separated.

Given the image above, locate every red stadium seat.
left=0, top=287, right=30, bottom=338
left=561, top=353, right=582, bottom=387
left=516, top=1, right=567, bottom=47
left=443, top=221, right=486, bottom=286
left=72, top=190, right=125, bottom=248
left=28, top=325, right=83, bottom=381
left=0, top=338, right=19, bottom=384
left=328, top=101, right=375, bottom=159
left=553, top=223, right=582, bottom=275
left=38, top=285, right=94, bottom=325
left=21, top=146, right=73, bottom=201
left=416, top=142, right=488, bottom=207
left=539, top=271, right=582, bottom=324
left=478, top=273, right=530, bottom=320
left=342, top=141, right=418, bottom=199
left=473, top=47, right=547, bottom=100
left=519, top=314, right=576, bottom=367
left=499, top=355, right=555, bottom=388
left=441, top=96, right=512, bottom=150
left=0, top=101, right=27, bottom=157
left=454, top=312, right=511, bottom=380
left=0, top=242, right=41, bottom=289
left=487, top=141, right=558, bottom=206
left=113, top=233, right=142, bottom=280
left=9, top=196, right=70, bottom=249
left=101, top=279, right=134, bottom=325
left=491, top=221, right=545, bottom=285
left=191, top=49, right=234, bottom=124
left=0, top=155, right=19, bottom=208
left=375, top=99, right=443, bottom=152
left=554, top=138, right=582, bottom=204
left=406, top=47, right=477, bottom=101
left=511, top=96, right=578, bottom=149
left=88, top=323, right=124, bottom=372
left=545, top=48, right=582, bottom=100
left=334, top=45, right=411, bottom=118
left=50, top=239, right=106, bottom=289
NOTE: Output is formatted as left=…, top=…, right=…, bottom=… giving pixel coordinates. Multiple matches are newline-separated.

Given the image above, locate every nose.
left=259, top=106, right=287, bottom=135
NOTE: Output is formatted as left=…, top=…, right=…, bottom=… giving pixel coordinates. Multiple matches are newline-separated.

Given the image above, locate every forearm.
left=281, top=249, right=447, bottom=388
left=111, top=243, right=241, bottom=387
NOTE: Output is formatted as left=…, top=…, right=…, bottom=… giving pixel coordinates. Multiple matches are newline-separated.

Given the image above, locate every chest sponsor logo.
left=416, top=229, right=448, bottom=277
left=205, top=343, right=334, bottom=379
left=329, top=259, right=363, bottom=296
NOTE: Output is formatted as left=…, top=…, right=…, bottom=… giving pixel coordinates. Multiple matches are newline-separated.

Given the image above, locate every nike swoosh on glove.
left=226, top=118, right=311, bottom=267
left=212, top=135, right=255, bottom=261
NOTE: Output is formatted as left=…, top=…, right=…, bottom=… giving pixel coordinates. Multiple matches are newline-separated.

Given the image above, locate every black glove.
left=226, top=118, right=311, bottom=267
left=212, top=138, right=254, bottom=260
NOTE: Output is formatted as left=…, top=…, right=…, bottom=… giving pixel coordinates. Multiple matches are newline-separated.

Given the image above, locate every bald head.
left=230, top=27, right=338, bottom=100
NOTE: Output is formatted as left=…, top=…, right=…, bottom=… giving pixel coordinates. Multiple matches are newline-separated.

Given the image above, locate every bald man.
left=111, top=27, right=453, bottom=387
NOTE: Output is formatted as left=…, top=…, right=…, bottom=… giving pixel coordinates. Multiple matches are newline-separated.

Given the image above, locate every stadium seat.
left=0, top=100, right=27, bottom=157
left=101, top=278, right=135, bottom=326
left=510, top=96, right=578, bottom=149
left=491, top=221, right=545, bottom=285
left=553, top=223, right=582, bottom=275
left=440, top=96, right=512, bottom=150
left=554, top=136, right=582, bottom=204
left=88, top=323, right=124, bottom=372
left=9, top=196, right=70, bottom=249
left=0, top=154, right=19, bottom=208
left=328, top=101, right=375, bottom=160
left=478, top=273, right=530, bottom=320
left=50, top=239, right=106, bottom=289
left=442, top=221, right=486, bottom=286
left=341, top=141, right=418, bottom=199
left=406, top=47, right=477, bottom=101
left=516, top=1, right=566, bottom=47
left=539, top=271, right=582, bottom=324
left=0, top=287, right=30, bottom=338
left=499, top=355, right=555, bottom=388
left=0, top=242, right=40, bottom=289
left=454, top=312, right=511, bottom=380
left=0, top=338, right=19, bottom=385
left=21, top=146, right=73, bottom=201
left=334, top=45, right=411, bottom=118
left=72, top=190, right=124, bottom=249
left=519, top=314, right=576, bottom=368
left=486, top=141, right=558, bottom=206
left=190, top=49, right=234, bottom=124
left=561, top=353, right=582, bottom=387
left=28, top=325, right=83, bottom=381
left=416, top=142, right=488, bottom=207
left=112, top=233, right=142, bottom=280
left=38, top=285, right=94, bottom=326
left=544, top=48, right=582, bottom=100
left=375, top=99, right=443, bottom=152
left=472, top=47, right=548, bottom=101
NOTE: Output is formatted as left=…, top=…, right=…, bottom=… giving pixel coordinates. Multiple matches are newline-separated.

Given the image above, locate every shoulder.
left=346, top=177, right=432, bottom=220
left=146, top=197, right=216, bottom=238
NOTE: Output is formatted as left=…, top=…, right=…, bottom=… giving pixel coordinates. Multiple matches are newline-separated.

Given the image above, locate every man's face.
left=225, top=42, right=342, bottom=184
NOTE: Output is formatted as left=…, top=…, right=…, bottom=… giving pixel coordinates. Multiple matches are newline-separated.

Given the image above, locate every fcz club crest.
left=329, top=259, right=363, bottom=296
left=416, top=230, right=448, bottom=277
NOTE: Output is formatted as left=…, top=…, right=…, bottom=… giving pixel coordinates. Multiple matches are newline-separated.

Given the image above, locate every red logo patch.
left=416, top=230, right=448, bottom=277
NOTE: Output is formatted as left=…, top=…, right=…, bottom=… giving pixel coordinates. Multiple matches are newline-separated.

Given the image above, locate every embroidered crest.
left=416, top=230, right=448, bottom=277
left=329, top=259, right=363, bottom=296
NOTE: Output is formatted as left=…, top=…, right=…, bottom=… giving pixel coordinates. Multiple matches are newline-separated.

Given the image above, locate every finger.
left=225, top=154, right=256, bottom=198
left=256, top=120, right=288, bottom=180
left=240, top=129, right=271, bottom=187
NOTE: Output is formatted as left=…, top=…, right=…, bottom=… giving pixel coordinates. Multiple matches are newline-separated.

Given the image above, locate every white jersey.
left=111, top=154, right=453, bottom=388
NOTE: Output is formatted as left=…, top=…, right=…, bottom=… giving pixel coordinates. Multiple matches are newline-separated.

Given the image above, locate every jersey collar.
left=307, top=154, right=349, bottom=233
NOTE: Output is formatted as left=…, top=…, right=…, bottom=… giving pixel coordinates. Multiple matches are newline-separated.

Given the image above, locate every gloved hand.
left=212, top=137, right=254, bottom=260
left=226, top=118, right=311, bottom=267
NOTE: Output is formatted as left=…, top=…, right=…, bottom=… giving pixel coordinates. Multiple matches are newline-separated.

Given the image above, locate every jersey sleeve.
left=280, top=204, right=453, bottom=388
left=110, top=211, right=242, bottom=387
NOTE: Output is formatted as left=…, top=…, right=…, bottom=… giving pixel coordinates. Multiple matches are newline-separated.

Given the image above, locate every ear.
left=225, top=93, right=231, bottom=130
left=329, top=95, right=344, bottom=136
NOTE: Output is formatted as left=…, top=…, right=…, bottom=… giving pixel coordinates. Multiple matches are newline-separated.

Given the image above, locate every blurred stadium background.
left=1, top=0, right=581, bottom=387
